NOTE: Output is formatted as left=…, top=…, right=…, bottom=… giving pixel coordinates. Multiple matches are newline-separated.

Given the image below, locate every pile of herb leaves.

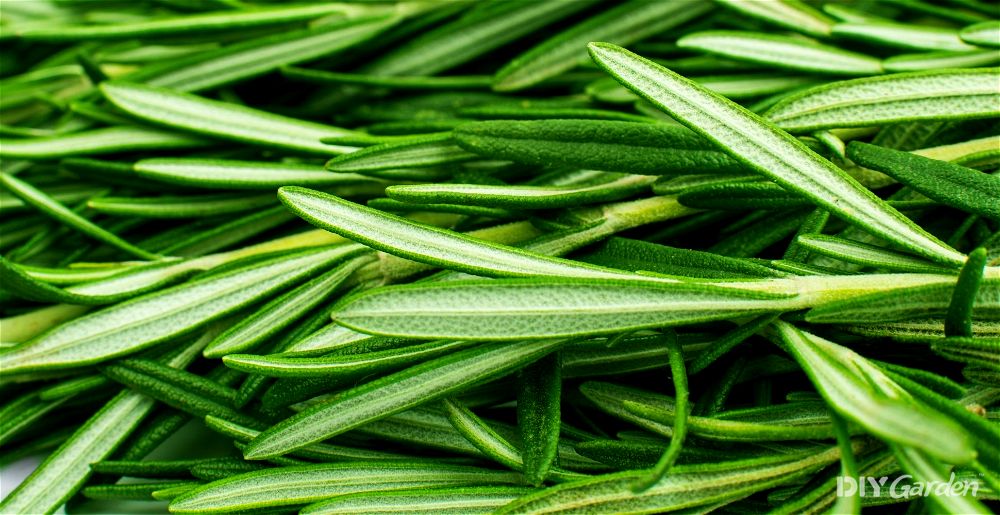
left=1, top=1, right=999, bottom=514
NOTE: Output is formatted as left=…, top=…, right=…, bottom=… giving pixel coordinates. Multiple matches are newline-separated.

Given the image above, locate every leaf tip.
left=240, top=439, right=279, bottom=461
left=586, top=41, right=618, bottom=61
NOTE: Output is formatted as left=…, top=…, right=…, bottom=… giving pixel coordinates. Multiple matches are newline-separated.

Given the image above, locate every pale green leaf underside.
left=364, top=0, right=599, bottom=76
left=332, top=278, right=795, bottom=340
left=278, top=186, right=642, bottom=280
left=775, top=322, right=976, bottom=463
left=203, top=256, right=369, bottom=358
left=170, top=461, right=524, bottom=513
left=587, top=43, right=964, bottom=266
left=498, top=447, right=842, bottom=514
left=0, top=126, right=209, bottom=159
left=493, top=0, right=709, bottom=91
left=101, top=82, right=358, bottom=155
left=325, top=135, right=478, bottom=172
left=882, top=50, right=1000, bottom=73
left=795, top=234, right=949, bottom=274
left=386, top=174, right=656, bottom=209
left=832, top=21, right=978, bottom=52
left=222, top=339, right=475, bottom=377
left=300, top=486, right=532, bottom=515
left=14, top=4, right=359, bottom=41
left=143, top=16, right=397, bottom=93
left=87, top=193, right=276, bottom=218
left=716, top=0, right=835, bottom=37
left=0, top=246, right=358, bottom=374
left=765, top=68, right=1000, bottom=132
left=806, top=280, right=1000, bottom=324
left=134, top=158, right=373, bottom=190
left=0, top=335, right=205, bottom=514
left=960, top=21, right=1000, bottom=48
left=243, top=339, right=564, bottom=459
left=677, top=31, right=883, bottom=75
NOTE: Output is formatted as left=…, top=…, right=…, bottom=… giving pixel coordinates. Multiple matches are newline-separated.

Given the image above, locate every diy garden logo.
left=837, top=473, right=982, bottom=499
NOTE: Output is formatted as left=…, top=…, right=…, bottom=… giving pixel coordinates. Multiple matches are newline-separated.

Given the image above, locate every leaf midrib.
left=772, top=90, right=999, bottom=120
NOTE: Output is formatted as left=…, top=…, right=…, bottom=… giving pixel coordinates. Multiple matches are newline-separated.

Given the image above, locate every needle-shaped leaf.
left=457, top=106, right=652, bottom=123
left=187, top=460, right=267, bottom=482
left=885, top=371, right=1000, bottom=471
left=382, top=407, right=611, bottom=472
left=1, top=172, right=158, bottom=260
left=573, top=439, right=664, bottom=470
left=453, top=120, right=744, bottom=175
left=677, top=181, right=809, bottom=210
left=84, top=481, right=201, bottom=501
left=765, top=69, right=1000, bottom=132
left=832, top=20, right=978, bottom=52
left=0, top=394, right=70, bottom=448
left=604, top=386, right=838, bottom=441
left=14, top=4, right=364, bottom=41
left=137, top=15, right=398, bottom=93
left=581, top=237, right=784, bottom=280
left=57, top=256, right=238, bottom=303
left=496, top=446, right=844, bottom=514
left=1, top=245, right=362, bottom=374
left=795, top=234, right=950, bottom=274
left=0, top=126, right=210, bottom=159
left=243, top=339, right=565, bottom=459
left=715, top=0, right=835, bottom=37
left=300, top=486, right=533, bottom=515
left=689, top=315, right=778, bottom=373
left=169, top=461, right=525, bottom=514
left=160, top=207, right=297, bottom=258
left=100, top=82, right=358, bottom=155
left=134, top=158, right=374, bottom=190
left=325, top=134, right=478, bottom=172
left=0, top=256, right=102, bottom=305
left=442, top=398, right=585, bottom=482
left=88, top=192, right=276, bottom=218
left=204, top=415, right=409, bottom=462
left=386, top=174, right=655, bottom=210
left=332, top=278, right=795, bottom=340
left=587, top=42, right=964, bottom=266
left=283, top=67, right=492, bottom=90
left=101, top=359, right=259, bottom=427
left=847, top=141, right=1000, bottom=220
left=677, top=31, right=883, bottom=75
left=89, top=458, right=218, bottom=478
left=0, top=331, right=207, bottom=514
left=222, top=339, right=477, bottom=377
left=932, top=336, right=1000, bottom=370
left=369, top=197, right=518, bottom=220
left=1, top=184, right=106, bottom=214
left=443, top=398, right=523, bottom=472
left=363, top=0, right=600, bottom=76
left=277, top=186, right=639, bottom=279
left=773, top=321, right=976, bottom=464
left=945, top=247, right=989, bottom=337
left=633, top=333, right=688, bottom=492
left=806, top=280, right=1000, bottom=324
left=517, top=353, right=561, bottom=485
left=882, top=49, right=1000, bottom=72
left=349, top=408, right=492, bottom=460
left=203, top=255, right=371, bottom=358
left=492, top=0, right=709, bottom=91
left=960, top=20, right=1000, bottom=47
left=281, top=322, right=379, bottom=356
left=693, top=73, right=824, bottom=99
